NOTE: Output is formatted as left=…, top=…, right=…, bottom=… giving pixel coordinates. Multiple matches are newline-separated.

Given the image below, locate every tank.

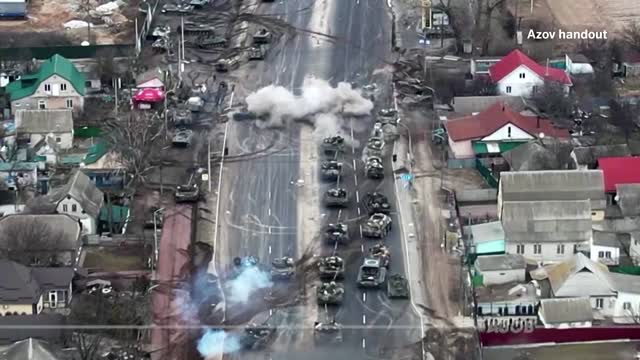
left=247, top=45, right=266, bottom=60
left=316, top=281, right=344, bottom=305
left=364, top=192, right=391, bottom=214
left=252, top=28, right=272, bottom=44
left=364, top=136, right=384, bottom=157
left=322, top=188, right=349, bottom=207
left=357, top=258, right=387, bottom=288
left=365, top=156, right=384, bottom=179
left=179, top=21, right=215, bottom=35
left=320, top=160, right=343, bottom=181
left=321, top=136, right=345, bottom=156
left=369, top=243, right=390, bottom=268
left=239, top=322, right=276, bottom=349
left=323, top=223, right=349, bottom=244
left=361, top=213, right=392, bottom=238
left=270, top=256, right=295, bottom=280
left=314, top=321, right=343, bottom=344
left=387, top=274, right=409, bottom=298
left=318, top=255, right=345, bottom=280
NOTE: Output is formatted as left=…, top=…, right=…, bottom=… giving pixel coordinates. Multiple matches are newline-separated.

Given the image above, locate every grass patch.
left=83, top=246, right=149, bottom=271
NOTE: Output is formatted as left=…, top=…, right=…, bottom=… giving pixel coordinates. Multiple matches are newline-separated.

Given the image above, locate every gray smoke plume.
left=227, top=266, right=273, bottom=304
left=197, top=329, right=241, bottom=358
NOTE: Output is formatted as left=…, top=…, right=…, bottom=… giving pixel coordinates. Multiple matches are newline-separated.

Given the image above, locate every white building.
left=539, top=298, right=593, bottom=329
left=47, top=171, right=104, bottom=234
left=475, top=282, right=539, bottom=333
left=475, top=254, right=526, bottom=286
left=15, top=109, right=74, bottom=150
left=590, top=231, right=625, bottom=266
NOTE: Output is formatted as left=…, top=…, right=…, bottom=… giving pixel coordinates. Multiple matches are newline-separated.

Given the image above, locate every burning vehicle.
left=270, top=256, right=295, bottom=280
left=357, top=258, right=387, bottom=288
left=387, top=274, right=409, bottom=298
left=320, top=160, right=343, bottom=181
left=364, top=192, right=391, bottom=214
left=323, top=188, right=349, bottom=207
left=316, top=281, right=345, bottom=305
left=365, top=156, right=384, bottom=179
left=323, top=223, right=349, bottom=245
left=362, top=213, right=392, bottom=238
left=368, top=243, right=390, bottom=268
left=322, top=136, right=345, bottom=156
left=318, top=255, right=345, bottom=280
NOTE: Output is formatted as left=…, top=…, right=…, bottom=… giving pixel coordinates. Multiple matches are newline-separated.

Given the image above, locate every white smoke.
left=245, top=77, right=374, bottom=142
left=197, top=329, right=241, bottom=357
left=227, top=266, right=273, bottom=304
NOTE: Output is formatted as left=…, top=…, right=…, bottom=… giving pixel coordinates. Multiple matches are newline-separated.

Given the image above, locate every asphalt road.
left=217, top=0, right=422, bottom=358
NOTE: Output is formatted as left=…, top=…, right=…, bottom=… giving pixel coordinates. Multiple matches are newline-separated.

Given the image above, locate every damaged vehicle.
left=378, top=108, right=397, bottom=118
left=357, top=258, right=387, bottom=288
left=365, top=156, right=384, bottom=179
left=239, top=322, right=276, bottom=349
left=387, top=274, right=409, bottom=299
left=369, top=243, right=390, bottom=268
left=252, top=28, right=272, bottom=44
left=314, top=321, right=343, bottom=344
left=247, top=45, right=267, bottom=60
left=322, top=188, right=349, bottom=207
left=270, top=256, right=295, bottom=280
left=365, top=136, right=384, bottom=157
left=316, top=281, right=345, bottom=305
left=364, top=192, right=391, bottom=214
left=318, top=255, right=345, bottom=280
left=175, top=183, right=200, bottom=202
left=322, top=136, right=345, bottom=156
left=320, top=160, right=343, bottom=181
left=362, top=213, right=392, bottom=238
left=323, top=223, right=349, bottom=245
left=196, top=36, right=227, bottom=49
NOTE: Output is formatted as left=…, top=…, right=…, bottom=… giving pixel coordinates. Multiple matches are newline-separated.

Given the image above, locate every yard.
left=82, top=244, right=151, bottom=272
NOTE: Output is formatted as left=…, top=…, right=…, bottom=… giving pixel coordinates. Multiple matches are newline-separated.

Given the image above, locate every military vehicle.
left=322, top=188, right=349, bottom=207
left=172, top=129, right=193, bottom=147
left=189, top=0, right=209, bottom=8
left=179, top=21, right=215, bottom=35
left=161, top=3, right=193, bottom=13
left=172, top=108, right=192, bottom=126
left=247, top=45, right=266, bottom=60
left=197, top=36, right=227, bottom=49
left=378, top=108, right=397, bottom=118
left=369, top=243, right=390, bottom=268
left=387, top=274, right=409, bottom=298
left=316, top=281, right=344, bottom=305
left=148, top=25, right=170, bottom=40
left=234, top=256, right=258, bottom=268
left=314, top=321, right=343, bottom=344
left=152, top=38, right=170, bottom=53
left=252, top=28, right=272, bottom=44
left=365, top=156, right=384, bottom=179
left=322, top=136, right=345, bottom=156
left=187, top=96, right=204, bottom=112
left=318, top=255, right=344, bottom=280
left=357, top=258, right=387, bottom=288
left=270, top=256, right=295, bottom=280
left=320, top=161, right=343, bottom=181
left=175, top=184, right=200, bottom=202
left=323, top=223, right=349, bottom=244
left=214, top=57, right=239, bottom=72
left=239, top=322, right=276, bottom=349
left=362, top=213, right=392, bottom=238
left=365, top=136, right=385, bottom=157
left=364, top=192, right=391, bottom=214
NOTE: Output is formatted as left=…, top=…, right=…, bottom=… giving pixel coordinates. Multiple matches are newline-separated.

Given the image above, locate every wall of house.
left=43, top=288, right=69, bottom=309
left=27, top=132, right=73, bottom=150
left=590, top=295, right=616, bottom=317
left=0, top=295, right=42, bottom=315
left=448, top=136, right=475, bottom=159
left=540, top=320, right=592, bottom=329
left=506, top=242, right=581, bottom=263
left=478, top=268, right=525, bottom=286
left=496, top=65, right=543, bottom=97
left=56, top=197, right=97, bottom=234
left=590, top=244, right=620, bottom=266
left=481, top=124, right=534, bottom=141
left=477, top=300, right=537, bottom=317
left=612, top=292, right=640, bottom=324
left=11, top=74, right=84, bottom=113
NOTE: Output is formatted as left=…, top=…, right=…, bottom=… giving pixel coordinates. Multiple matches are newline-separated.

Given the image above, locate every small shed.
left=467, top=221, right=505, bottom=256
left=539, top=297, right=593, bottom=329
left=475, top=254, right=526, bottom=286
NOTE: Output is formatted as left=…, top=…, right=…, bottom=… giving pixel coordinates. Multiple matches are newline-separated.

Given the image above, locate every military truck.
left=316, top=281, right=344, bottom=305
left=362, top=213, right=392, bottom=238
left=387, top=274, right=409, bottom=298
left=320, top=161, right=343, bottom=181
left=239, top=322, right=276, bottom=349
left=252, top=28, right=272, bottom=44
left=364, top=192, right=391, bottom=214
left=378, top=108, right=397, bottom=118
left=314, top=321, right=343, bottom=344
left=357, top=258, right=387, bottom=288
left=323, top=188, right=349, bottom=207
left=175, top=184, right=200, bottom=202
left=369, top=243, right=390, bottom=268
left=323, top=223, right=349, bottom=244
left=270, top=256, right=295, bottom=280
left=365, top=156, right=384, bottom=179
left=322, top=136, right=345, bottom=156
left=318, top=256, right=345, bottom=280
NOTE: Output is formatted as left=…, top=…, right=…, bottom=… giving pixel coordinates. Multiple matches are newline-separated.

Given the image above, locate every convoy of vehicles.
left=322, top=188, right=349, bottom=207
left=316, top=281, right=345, bottom=305
left=270, top=257, right=295, bottom=280
left=357, top=258, right=387, bottom=288
left=362, top=213, right=392, bottom=238
left=323, top=223, right=349, bottom=245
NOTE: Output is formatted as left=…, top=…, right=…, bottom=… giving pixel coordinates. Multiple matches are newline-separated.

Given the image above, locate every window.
left=44, top=83, right=51, bottom=92
left=56, top=137, right=62, bottom=143
left=66, top=99, right=73, bottom=108
left=507, top=126, right=512, bottom=137
left=60, top=83, right=67, bottom=91
left=72, top=204, right=77, bottom=212
left=557, top=244, right=565, bottom=254
left=532, top=85, right=538, bottom=94
left=38, top=100, right=46, bottom=109
left=624, top=302, right=632, bottom=311
left=516, top=244, right=525, bottom=254
left=574, top=244, right=579, bottom=253
left=605, top=251, right=611, bottom=259
left=62, top=204, right=68, bottom=212
left=519, top=73, right=525, bottom=79
left=85, top=80, right=92, bottom=88
left=48, top=291, right=58, bottom=308
left=598, top=251, right=605, bottom=258
left=595, top=298, right=604, bottom=309
left=506, top=86, right=512, bottom=94
left=533, top=244, right=542, bottom=254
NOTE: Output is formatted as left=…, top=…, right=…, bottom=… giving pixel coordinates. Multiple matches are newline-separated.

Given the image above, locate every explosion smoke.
left=197, top=329, right=241, bottom=357
left=227, top=265, right=273, bottom=304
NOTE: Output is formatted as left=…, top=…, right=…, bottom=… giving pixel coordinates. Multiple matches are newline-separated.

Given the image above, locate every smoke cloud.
left=227, top=266, right=273, bottom=304
left=197, top=329, right=241, bottom=358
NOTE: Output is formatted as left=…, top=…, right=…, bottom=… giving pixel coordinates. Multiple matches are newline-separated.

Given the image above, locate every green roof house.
left=6, top=55, right=86, bottom=115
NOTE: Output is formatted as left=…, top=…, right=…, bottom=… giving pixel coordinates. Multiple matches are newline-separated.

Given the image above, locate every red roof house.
left=597, top=157, right=640, bottom=192
left=488, top=50, right=572, bottom=97
left=444, top=102, right=568, bottom=159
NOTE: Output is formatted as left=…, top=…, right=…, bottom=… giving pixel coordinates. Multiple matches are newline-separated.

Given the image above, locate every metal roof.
left=475, top=254, right=525, bottom=272
left=572, top=144, right=630, bottom=167
left=469, top=221, right=505, bottom=243
left=531, top=253, right=614, bottom=297
left=6, top=54, right=85, bottom=101
left=48, top=170, right=104, bottom=218
left=15, top=110, right=73, bottom=134
left=616, top=184, right=640, bottom=217
left=539, top=297, right=593, bottom=324
left=499, top=170, right=606, bottom=210
left=592, top=231, right=630, bottom=249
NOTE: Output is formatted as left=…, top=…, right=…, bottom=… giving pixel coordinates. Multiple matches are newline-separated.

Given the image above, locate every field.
left=82, top=245, right=150, bottom=272
left=543, top=0, right=640, bottom=34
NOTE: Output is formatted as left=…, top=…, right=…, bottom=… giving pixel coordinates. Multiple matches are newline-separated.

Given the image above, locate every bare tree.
left=72, top=333, right=104, bottom=360
left=532, top=81, right=574, bottom=118
left=0, top=217, right=67, bottom=266
left=106, top=112, right=164, bottom=187
left=621, top=21, right=640, bottom=53
left=609, top=99, right=638, bottom=143
left=95, top=49, right=117, bottom=83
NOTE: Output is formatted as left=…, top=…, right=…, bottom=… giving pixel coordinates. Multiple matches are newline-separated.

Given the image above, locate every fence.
left=0, top=44, right=134, bottom=61
left=447, top=157, right=476, bottom=168
left=475, top=158, right=499, bottom=188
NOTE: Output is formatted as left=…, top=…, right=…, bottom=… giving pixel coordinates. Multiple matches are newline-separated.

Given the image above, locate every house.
left=501, top=200, right=592, bottom=263
left=46, top=170, right=104, bottom=234
left=14, top=110, right=74, bottom=150
left=0, top=214, right=82, bottom=266
left=498, top=170, right=607, bottom=218
left=0, top=315, right=68, bottom=345
left=444, top=102, right=568, bottom=159
left=0, top=338, right=63, bottom=360
left=617, top=50, right=640, bottom=77
left=571, top=144, right=631, bottom=170
left=470, top=57, right=501, bottom=76
left=616, top=184, right=640, bottom=217
left=538, top=298, right=593, bottom=328
left=136, top=67, right=166, bottom=89
left=0, top=162, right=38, bottom=191
left=590, top=231, right=627, bottom=266
left=502, top=138, right=574, bottom=171
left=548, top=54, right=595, bottom=75
left=488, top=49, right=572, bottom=97
left=80, top=141, right=126, bottom=189
left=451, top=95, right=526, bottom=115
left=466, top=221, right=505, bottom=256
left=0, top=260, right=74, bottom=315
left=475, top=254, right=526, bottom=286
left=475, top=282, right=539, bottom=333
left=597, top=157, right=640, bottom=193
left=5, top=55, right=85, bottom=114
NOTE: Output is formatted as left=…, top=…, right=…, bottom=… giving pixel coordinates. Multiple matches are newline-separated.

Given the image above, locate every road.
left=212, top=0, right=423, bottom=359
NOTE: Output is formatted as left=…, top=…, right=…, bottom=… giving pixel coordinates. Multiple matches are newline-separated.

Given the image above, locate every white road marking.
left=268, top=191, right=272, bottom=199
left=361, top=244, right=364, bottom=252
left=269, top=309, right=273, bottom=316
left=363, top=292, right=366, bottom=302
left=338, top=209, right=342, bottom=219
left=355, top=190, right=360, bottom=203
left=353, top=159, right=357, bottom=169
left=362, top=315, right=366, bottom=324
left=362, top=338, right=366, bottom=349
left=268, top=208, right=272, bottom=216
left=357, top=207, right=361, bottom=216
left=269, top=245, right=272, bottom=254
left=268, top=226, right=272, bottom=234
left=354, top=175, right=358, bottom=186
left=359, top=224, right=363, bottom=238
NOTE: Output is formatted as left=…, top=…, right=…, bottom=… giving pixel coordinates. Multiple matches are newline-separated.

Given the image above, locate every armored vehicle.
left=180, top=21, right=215, bottom=35
left=364, top=192, right=391, bottom=214
left=270, top=256, right=295, bottom=280
left=318, top=256, right=344, bottom=280
left=322, top=136, right=345, bottom=156
left=314, top=321, right=343, bottom=344
left=149, top=26, right=170, bottom=40
left=172, top=129, right=193, bottom=147
left=365, top=156, right=384, bottom=179
left=323, top=223, right=349, bottom=244
left=357, top=258, right=387, bottom=288
left=189, top=0, right=209, bottom=8
left=362, top=213, right=392, bottom=238
left=369, top=243, right=390, bottom=268
left=247, top=46, right=266, bottom=60
left=316, top=281, right=344, bottom=305
left=252, top=28, right=272, bottom=44
left=175, top=184, right=200, bottom=202
left=323, top=188, right=349, bottom=207
left=152, top=38, right=170, bottom=52
left=233, top=256, right=258, bottom=268
left=172, top=108, right=192, bottom=126
left=187, top=96, right=204, bottom=112
left=365, top=136, right=384, bottom=157
left=239, top=323, right=276, bottom=349
left=161, top=3, right=193, bottom=13
left=378, top=108, right=397, bottom=118
left=197, top=36, right=227, bottom=49
left=320, top=161, right=343, bottom=181
left=214, top=57, right=238, bottom=72
left=387, top=274, right=409, bottom=298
